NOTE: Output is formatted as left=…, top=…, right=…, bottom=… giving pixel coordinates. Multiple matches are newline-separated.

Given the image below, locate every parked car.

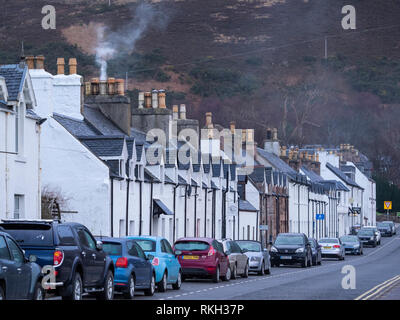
left=358, top=228, right=378, bottom=247
left=269, top=233, right=312, bottom=268
left=236, top=240, right=271, bottom=275
left=350, top=224, right=362, bottom=235
left=340, top=235, right=363, bottom=255
left=96, top=237, right=155, bottom=299
left=319, top=238, right=345, bottom=260
left=129, top=236, right=181, bottom=292
left=362, top=226, right=381, bottom=245
left=220, top=239, right=249, bottom=278
left=173, top=237, right=230, bottom=283
left=0, top=230, right=44, bottom=300
left=377, top=222, right=393, bottom=237
left=382, top=221, right=396, bottom=235
left=0, top=220, right=115, bottom=300
left=308, top=238, right=322, bottom=266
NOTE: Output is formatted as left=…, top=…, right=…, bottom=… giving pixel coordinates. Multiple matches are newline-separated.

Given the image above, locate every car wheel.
left=172, top=271, right=182, bottom=290
left=258, top=262, right=265, bottom=275
left=158, top=272, right=168, bottom=292
left=213, top=266, right=220, bottom=283
left=97, top=270, right=114, bottom=300
left=0, top=286, right=5, bottom=300
left=231, top=264, right=237, bottom=280
left=312, top=255, right=317, bottom=266
left=301, top=257, right=307, bottom=268
left=145, top=274, right=156, bottom=296
left=123, top=275, right=135, bottom=300
left=33, top=281, right=45, bottom=300
left=242, top=263, right=249, bottom=278
left=62, top=272, right=82, bottom=300
left=222, top=265, right=231, bottom=281
left=265, top=262, right=271, bottom=275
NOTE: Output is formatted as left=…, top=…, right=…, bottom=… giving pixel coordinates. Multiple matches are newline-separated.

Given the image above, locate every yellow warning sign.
left=384, top=201, right=392, bottom=210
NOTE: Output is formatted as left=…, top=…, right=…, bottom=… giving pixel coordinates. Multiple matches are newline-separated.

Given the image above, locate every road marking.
left=355, top=275, right=400, bottom=300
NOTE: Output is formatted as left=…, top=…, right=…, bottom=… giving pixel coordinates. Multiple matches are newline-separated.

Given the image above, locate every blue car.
left=128, top=236, right=182, bottom=292
left=96, top=237, right=155, bottom=299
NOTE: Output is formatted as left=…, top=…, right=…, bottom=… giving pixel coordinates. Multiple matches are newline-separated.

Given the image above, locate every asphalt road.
left=49, top=225, right=400, bottom=300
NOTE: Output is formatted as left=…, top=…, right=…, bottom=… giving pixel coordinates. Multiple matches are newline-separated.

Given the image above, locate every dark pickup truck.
left=0, top=220, right=115, bottom=300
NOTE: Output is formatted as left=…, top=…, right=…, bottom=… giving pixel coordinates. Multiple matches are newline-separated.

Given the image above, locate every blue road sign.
left=316, top=214, right=325, bottom=220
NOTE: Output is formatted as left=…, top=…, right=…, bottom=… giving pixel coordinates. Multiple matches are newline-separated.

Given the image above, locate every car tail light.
left=53, top=250, right=64, bottom=266
left=333, top=245, right=340, bottom=248
left=116, top=257, right=128, bottom=268
left=208, top=245, right=216, bottom=256
left=152, top=257, right=159, bottom=266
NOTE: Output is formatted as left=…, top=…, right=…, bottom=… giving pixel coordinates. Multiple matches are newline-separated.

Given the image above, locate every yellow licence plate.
left=323, top=246, right=331, bottom=249
left=183, top=255, right=199, bottom=260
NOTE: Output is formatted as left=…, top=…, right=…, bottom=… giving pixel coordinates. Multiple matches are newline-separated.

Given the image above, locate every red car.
left=173, top=237, right=231, bottom=283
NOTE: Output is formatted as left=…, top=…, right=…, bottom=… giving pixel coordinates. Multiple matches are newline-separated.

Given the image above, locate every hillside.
left=2, top=0, right=400, bottom=187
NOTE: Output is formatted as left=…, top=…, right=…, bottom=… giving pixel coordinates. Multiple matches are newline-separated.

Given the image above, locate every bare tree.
left=41, top=185, right=70, bottom=220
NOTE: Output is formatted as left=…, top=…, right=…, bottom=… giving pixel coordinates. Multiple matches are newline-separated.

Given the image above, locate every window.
left=0, top=236, right=11, bottom=260
left=163, top=240, right=174, bottom=255
left=129, top=221, right=135, bottom=236
left=57, top=226, right=76, bottom=246
left=14, top=195, right=24, bottom=219
left=119, top=219, right=125, bottom=237
left=133, top=242, right=146, bottom=259
left=6, top=237, right=24, bottom=263
left=161, top=240, right=167, bottom=253
left=77, top=229, right=96, bottom=250
left=127, top=241, right=138, bottom=256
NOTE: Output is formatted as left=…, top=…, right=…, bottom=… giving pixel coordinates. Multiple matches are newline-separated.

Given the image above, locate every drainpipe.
left=194, top=186, right=198, bottom=237
left=173, top=184, right=178, bottom=242
left=139, top=181, right=142, bottom=235
left=111, top=178, right=114, bottom=237
left=125, top=177, right=130, bottom=236
left=184, top=185, right=187, bottom=237
left=212, top=189, right=216, bottom=238
left=298, top=184, right=301, bottom=233
left=204, top=187, right=207, bottom=237
left=149, top=181, right=153, bottom=235
left=307, top=188, right=310, bottom=237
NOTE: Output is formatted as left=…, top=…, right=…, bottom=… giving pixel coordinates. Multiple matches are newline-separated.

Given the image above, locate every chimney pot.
left=107, top=78, right=115, bottom=95
left=144, top=92, right=152, bottom=108
left=158, top=90, right=166, bottom=108
left=247, top=129, right=254, bottom=143
left=272, top=128, right=278, bottom=140
left=57, top=58, right=65, bottom=75
left=91, top=78, right=100, bottom=95
left=84, top=81, right=92, bottom=96
left=180, top=104, right=186, bottom=119
left=116, top=79, right=125, bottom=96
left=206, top=112, right=213, bottom=128
left=99, top=80, right=107, bottom=95
left=138, top=92, right=145, bottom=109
left=69, top=58, right=77, bottom=74
left=25, top=56, right=35, bottom=69
left=35, top=55, right=45, bottom=70
left=229, top=121, right=236, bottom=134
left=152, top=90, right=159, bottom=108
left=172, top=105, right=179, bottom=119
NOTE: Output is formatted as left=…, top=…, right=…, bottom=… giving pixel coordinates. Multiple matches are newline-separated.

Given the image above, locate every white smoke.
left=95, top=3, right=166, bottom=80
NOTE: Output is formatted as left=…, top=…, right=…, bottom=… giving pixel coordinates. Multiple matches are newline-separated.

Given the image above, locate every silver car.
left=220, top=239, right=249, bottom=279
left=236, top=240, right=271, bottom=275
left=319, top=238, right=345, bottom=260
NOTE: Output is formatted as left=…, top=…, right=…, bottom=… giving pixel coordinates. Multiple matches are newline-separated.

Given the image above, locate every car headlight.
left=251, top=256, right=261, bottom=261
left=370, top=237, right=374, bottom=240
left=353, top=244, right=360, bottom=248
left=295, top=247, right=305, bottom=253
left=270, top=246, right=278, bottom=253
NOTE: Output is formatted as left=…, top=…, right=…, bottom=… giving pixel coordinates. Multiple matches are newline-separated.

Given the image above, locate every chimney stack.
left=116, top=79, right=125, bottom=95
left=230, top=121, right=236, bottom=134
left=158, top=90, right=166, bottom=108
left=180, top=104, right=186, bottom=119
left=138, top=92, right=145, bottom=108
left=172, top=105, right=179, bottom=120
left=272, top=128, right=278, bottom=140
left=35, top=55, right=45, bottom=69
left=69, top=58, right=77, bottom=74
left=84, top=82, right=91, bottom=95
left=91, top=78, right=100, bottom=95
left=57, top=58, right=65, bottom=75
left=26, top=56, right=35, bottom=69
left=144, top=92, right=152, bottom=108
left=152, top=90, right=159, bottom=108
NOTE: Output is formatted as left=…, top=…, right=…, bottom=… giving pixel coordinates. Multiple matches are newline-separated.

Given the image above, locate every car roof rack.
left=1, top=219, right=61, bottom=224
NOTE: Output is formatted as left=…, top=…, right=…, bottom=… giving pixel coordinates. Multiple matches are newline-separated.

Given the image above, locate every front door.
left=0, top=235, right=18, bottom=299
left=76, top=228, right=99, bottom=286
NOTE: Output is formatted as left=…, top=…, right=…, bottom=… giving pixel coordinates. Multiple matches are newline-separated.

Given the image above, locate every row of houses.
left=0, top=56, right=376, bottom=246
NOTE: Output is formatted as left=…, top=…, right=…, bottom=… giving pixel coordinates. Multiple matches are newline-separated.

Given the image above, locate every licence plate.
left=280, top=256, right=292, bottom=260
left=183, top=255, right=199, bottom=260
left=323, top=246, right=331, bottom=249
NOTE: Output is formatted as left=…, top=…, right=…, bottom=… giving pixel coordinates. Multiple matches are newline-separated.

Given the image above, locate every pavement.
left=48, top=225, right=400, bottom=300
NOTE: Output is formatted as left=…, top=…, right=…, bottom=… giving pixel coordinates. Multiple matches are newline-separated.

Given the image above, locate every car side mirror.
left=241, top=248, right=248, bottom=253
left=224, top=250, right=231, bottom=256
left=147, top=254, right=154, bottom=261
left=268, top=241, right=273, bottom=245
left=96, top=240, right=103, bottom=251
left=28, top=255, right=37, bottom=263
left=263, top=248, right=268, bottom=252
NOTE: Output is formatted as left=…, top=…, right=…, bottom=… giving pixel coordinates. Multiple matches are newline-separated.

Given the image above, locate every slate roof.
left=165, top=148, right=177, bottom=168
left=239, top=200, right=258, bottom=212
left=164, top=174, right=175, bottom=185
left=249, top=166, right=266, bottom=184
left=144, top=168, right=161, bottom=183
left=0, top=64, right=26, bottom=101
left=79, top=136, right=125, bottom=157
left=53, top=113, right=99, bottom=136
left=83, top=105, right=125, bottom=136
left=25, top=109, right=42, bottom=121
left=104, top=160, right=121, bottom=178
left=126, top=138, right=135, bottom=160
left=326, top=163, right=362, bottom=189
left=211, top=181, right=219, bottom=190
left=301, top=166, right=324, bottom=183
left=178, top=175, right=188, bottom=185
left=191, top=179, right=199, bottom=187
left=136, top=144, right=144, bottom=162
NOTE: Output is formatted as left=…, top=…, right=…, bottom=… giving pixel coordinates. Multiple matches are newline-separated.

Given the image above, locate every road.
left=49, top=226, right=400, bottom=300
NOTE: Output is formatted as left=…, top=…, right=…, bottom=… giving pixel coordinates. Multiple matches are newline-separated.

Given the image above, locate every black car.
left=382, top=221, right=396, bottom=235
left=377, top=222, right=392, bottom=237
left=0, top=220, right=115, bottom=300
left=270, top=233, right=312, bottom=268
left=0, top=230, right=44, bottom=300
left=357, top=228, right=378, bottom=247
left=340, top=235, right=363, bottom=255
left=308, top=238, right=322, bottom=266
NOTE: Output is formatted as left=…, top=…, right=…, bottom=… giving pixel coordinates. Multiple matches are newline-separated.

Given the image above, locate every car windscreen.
left=274, top=235, right=304, bottom=246
left=236, top=241, right=261, bottom=252
left=358, top=229, right=374, bottom=236
left=340, top=236, right=358, bottom=242
left=102, top=242, right=123, bottom=256
left=1, top=224, right=53, bottom=246
left=174, top=241, right=210, bottom=251
left=134, top=240, right=156, bottom=252
left=318, top=238, right=339, bottom=244
left=377, top=223, right=390, bottom=228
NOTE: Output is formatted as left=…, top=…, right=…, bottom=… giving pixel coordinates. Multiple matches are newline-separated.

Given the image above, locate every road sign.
left=316, top=214, right=325, bottom=220
left=259, top=225, right=268, bottom=231
left=384, top=201, right=392, bottom=210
